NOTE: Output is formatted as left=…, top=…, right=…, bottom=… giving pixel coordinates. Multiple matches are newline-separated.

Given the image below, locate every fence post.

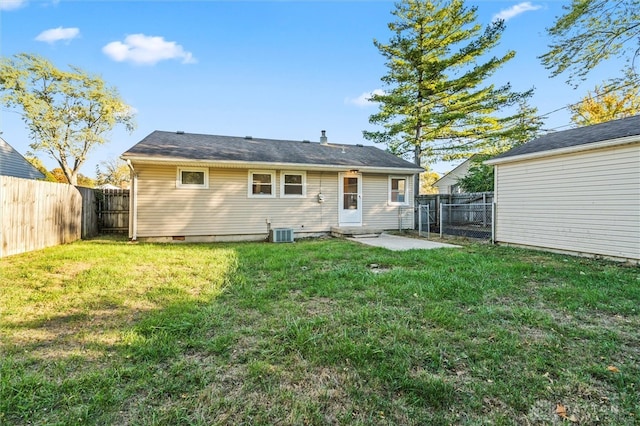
left=440, top=203, right=444, bottom=238
left=482, top=193, right=486, bottom=228
left=425, top=205, right=430, bottom=239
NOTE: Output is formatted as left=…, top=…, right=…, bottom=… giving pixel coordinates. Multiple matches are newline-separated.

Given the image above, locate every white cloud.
left=102, top=34, right=197, bottom=66
left=492, top=2, right=542, bottom=22
left=0, top=0, right=28, bottom=11
left=345, top=89, right=385, bottom=107
left=35, top=27, right=80, bottom=44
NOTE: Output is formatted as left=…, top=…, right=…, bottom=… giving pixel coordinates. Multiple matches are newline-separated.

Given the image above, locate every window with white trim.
left=389, top=176, right=408, bottom=205
left=281, top=171, right=306, bottom=197
left=177, top=167, right=209, bottom=189
left=248, top=170, right=276, bottom=197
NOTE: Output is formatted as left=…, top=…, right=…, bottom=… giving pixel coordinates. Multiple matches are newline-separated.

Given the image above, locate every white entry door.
left=338, top=172, right=362, bottom=226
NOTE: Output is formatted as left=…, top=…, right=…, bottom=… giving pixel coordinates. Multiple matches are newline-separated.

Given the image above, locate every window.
left=281, top=171, right=306, bottom=197
left=177, top=167, right=209, bottom=189
left=248, top=170, right=275, bottom=197
left=389, top=176, right=408, bottom=205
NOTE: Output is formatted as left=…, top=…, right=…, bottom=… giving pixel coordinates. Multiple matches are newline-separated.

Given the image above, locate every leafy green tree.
left=456, top=155, right=494, bottom=193
left=364, top=0, right=531, bottom=195
left=0, top=53, right=135, bottom=185
left=96, top=158, right=131, bottom=188
left=485, top=99, right=545, bottom=151
left=76, top=174, right=96, bottom=188
left=49, top=167, right=96, bottom=187
left=540, top=0, right=640, bottom=87
left=50, top=167, right=68, bottom=183
left=419, top=169, right=440, bottom=194
left=25, top=156, right=57, bottom=182
left=569, top=79, right=640, bottom=125
left=457, top=99, right=544, bottom=192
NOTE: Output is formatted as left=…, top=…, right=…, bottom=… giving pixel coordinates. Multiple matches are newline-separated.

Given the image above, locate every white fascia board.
left=484, top=135, right=640, bottom=166
left=121, top=155, right=424, bottom=174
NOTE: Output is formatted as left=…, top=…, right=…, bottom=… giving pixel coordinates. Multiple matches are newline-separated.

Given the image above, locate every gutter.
left=485, top=135, right=640, bottom=166
left=125, top=160, right=138, bottom=241
left=120, top=156, right=424, bottom=174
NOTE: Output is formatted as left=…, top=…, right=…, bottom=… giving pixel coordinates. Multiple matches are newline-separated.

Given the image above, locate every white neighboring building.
left=98, top=183, right=121, bottom=190
left=433, top=156, right=474, bottom=194
left=486, top=115, right=640, bottom=263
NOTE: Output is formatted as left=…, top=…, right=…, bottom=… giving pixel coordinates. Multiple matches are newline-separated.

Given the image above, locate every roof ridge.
left=151, top=130, right=376, bottom=147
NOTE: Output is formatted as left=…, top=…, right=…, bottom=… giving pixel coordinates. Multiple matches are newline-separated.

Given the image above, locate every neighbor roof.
left=122, top=131, right=423, bottom=173
left=486, top=115, right=640, bottom=164
left=0, top=137, right=45, bottom=180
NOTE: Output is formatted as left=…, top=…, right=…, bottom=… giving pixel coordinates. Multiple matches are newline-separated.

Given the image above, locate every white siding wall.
left=362, top=174, right=414, bottom=230
left=435, top=160, right=471, bottom=194
left=495, top=143, right=640, bottom=261
left=134, top=165, right=414, bottom=238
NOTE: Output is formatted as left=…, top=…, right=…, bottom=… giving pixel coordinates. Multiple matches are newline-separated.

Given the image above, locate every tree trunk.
left=413, top=145, right=421, bottom=197
left=68, top=171, right=78, bottom=186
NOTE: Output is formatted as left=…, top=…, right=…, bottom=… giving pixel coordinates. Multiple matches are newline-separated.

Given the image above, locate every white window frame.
left=388, top=176, right=409, bottom=205
left=176, top=167, right=209, bottom=189
left=280, top=171, right=306, bottom=198
left=248, top=170, right=276, bottom=198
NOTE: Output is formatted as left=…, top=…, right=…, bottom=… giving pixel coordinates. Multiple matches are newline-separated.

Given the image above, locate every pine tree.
left=457, top=99, right=544, bottom=193
left=364, top=0, right=531, bottom=194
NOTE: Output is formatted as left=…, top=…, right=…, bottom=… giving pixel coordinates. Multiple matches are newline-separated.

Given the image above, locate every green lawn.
left=1, top=237, right=638, bottom=425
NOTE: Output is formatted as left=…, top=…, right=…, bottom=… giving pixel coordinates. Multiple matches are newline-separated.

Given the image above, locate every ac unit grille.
left=270, top=228, right=294, bottom=243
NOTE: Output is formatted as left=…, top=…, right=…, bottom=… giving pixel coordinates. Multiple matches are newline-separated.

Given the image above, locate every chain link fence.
left=417, top=204, right=432, bottom=238
left=440, top=203, right=493, bottom=240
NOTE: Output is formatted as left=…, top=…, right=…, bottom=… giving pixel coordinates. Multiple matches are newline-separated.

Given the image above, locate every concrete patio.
left=347, top=232, right=460, bottom=251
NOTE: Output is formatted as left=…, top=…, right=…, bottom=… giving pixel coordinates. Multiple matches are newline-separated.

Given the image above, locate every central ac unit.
left=270, top=228, right=294, bottom=243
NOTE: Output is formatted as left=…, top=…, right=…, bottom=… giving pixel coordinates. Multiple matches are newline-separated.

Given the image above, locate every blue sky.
left=0, top=0, right=625, bottom=177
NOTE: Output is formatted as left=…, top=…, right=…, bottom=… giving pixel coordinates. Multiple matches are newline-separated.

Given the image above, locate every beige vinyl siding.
left=134, top=165, right=416, bottom=237
left=362, top=173, right=414, bottom=230
left=135, top=165, right=341, bottom=237
left=494, top=143, right=640, bottom=261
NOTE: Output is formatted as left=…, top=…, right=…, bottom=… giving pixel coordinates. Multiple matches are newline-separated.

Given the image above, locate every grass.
left=0, top=236, right=638, bottom=425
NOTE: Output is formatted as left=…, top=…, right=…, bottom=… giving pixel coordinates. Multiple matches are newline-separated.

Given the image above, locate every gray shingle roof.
left=0, top=137, right=45, bottom=180
left=490, top=114, right=640, bottom=161
left=122, top=131, right=423, bottom=172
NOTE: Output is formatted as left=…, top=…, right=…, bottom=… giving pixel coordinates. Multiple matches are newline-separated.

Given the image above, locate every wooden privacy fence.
left=1, top=179, right=131, bottom=258
left=96, top=189, right=129, bottom=233
left=76, top=188, right=130, bottom=237
left=1, top=176, right=82, bottom=258
left=76, top=186, right=99, bottom=238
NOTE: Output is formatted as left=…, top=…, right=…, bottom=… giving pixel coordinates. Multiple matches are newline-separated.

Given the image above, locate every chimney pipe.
left=320, top=130, right=328, bottom=145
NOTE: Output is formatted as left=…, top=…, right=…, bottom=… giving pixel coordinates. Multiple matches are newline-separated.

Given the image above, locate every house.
left=0, top=137, right=44, bottom=180
left=97, top=183, right=122, bottom=190
left=433, top=156, right=475, bottom=194
left=485, top=115, right=640, bottom=262
left=121, top=130, right=423, bottom=242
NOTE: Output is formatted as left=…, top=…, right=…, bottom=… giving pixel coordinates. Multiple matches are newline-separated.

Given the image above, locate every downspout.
left=126, top=160, right=138, bottom=241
